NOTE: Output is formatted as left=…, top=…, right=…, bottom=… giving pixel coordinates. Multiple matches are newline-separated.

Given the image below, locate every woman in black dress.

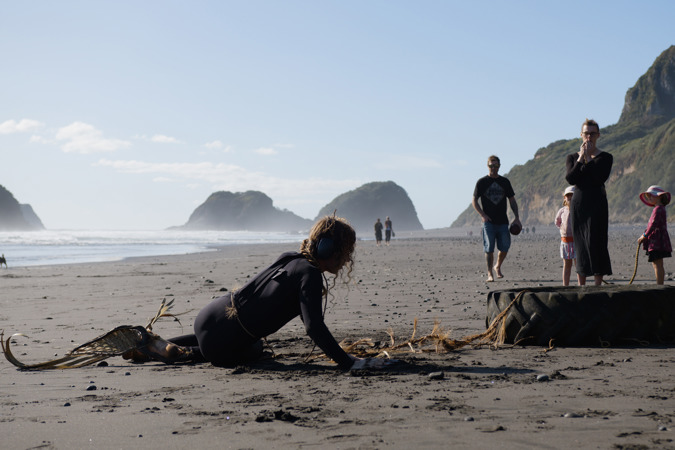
left=565, top=119, right=613, bottom=285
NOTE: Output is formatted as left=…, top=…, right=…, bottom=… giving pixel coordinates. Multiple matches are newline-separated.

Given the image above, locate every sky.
left=1, top=1, right=673, bottom=230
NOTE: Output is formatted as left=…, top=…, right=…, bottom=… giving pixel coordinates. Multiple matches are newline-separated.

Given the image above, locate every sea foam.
left=0, top=229, right=302, bottom=267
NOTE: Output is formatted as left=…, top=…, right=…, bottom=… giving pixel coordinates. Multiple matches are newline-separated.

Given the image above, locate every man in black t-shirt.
left=472, top=155, right=521, bottom=282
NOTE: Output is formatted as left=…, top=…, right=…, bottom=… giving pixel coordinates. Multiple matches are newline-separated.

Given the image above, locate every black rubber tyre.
left=485, top=285, right=675, bottom=346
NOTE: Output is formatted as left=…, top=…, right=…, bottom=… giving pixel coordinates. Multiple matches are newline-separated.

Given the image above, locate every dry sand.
left=1, top=227, right=674, bottom=449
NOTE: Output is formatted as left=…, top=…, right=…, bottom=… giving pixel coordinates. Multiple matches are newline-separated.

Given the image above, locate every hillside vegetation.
left=453, top=45, right=675, bottom=227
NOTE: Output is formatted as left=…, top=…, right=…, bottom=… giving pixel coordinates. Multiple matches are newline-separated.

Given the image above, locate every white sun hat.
left=639, top=185, right=671, bottom=206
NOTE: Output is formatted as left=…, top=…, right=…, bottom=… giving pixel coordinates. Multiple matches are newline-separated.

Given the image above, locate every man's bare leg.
left=486, top=252, right=495, bottom=282
left=494, top=251, right=507, bottom=278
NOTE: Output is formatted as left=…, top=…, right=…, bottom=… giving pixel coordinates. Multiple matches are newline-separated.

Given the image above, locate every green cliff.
left=453, top=45, right=675, bottom=227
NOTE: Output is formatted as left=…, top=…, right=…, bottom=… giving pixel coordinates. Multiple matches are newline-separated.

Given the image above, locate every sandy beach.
left=1, top=227, right=674, bottom=449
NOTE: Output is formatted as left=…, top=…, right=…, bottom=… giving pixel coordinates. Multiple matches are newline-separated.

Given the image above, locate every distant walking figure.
left=374, top=218, right=383, bottom=246
left=384, top=217, right=393, bottom=245
left=0, top=254, right=7, bottom=268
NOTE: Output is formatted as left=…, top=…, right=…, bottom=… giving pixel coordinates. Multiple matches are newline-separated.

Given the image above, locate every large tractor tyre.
left=485, top=285, right=675, bottom=346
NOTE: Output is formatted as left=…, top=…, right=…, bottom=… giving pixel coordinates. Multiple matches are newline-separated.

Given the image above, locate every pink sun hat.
left=639, top=185, right=671, bottom=206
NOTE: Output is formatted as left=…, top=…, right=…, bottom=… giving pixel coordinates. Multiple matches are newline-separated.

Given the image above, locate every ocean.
left=0, top=230, right=304, bottom=268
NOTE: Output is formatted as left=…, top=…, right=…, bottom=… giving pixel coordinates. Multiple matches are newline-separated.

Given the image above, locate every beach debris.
left=1, top=298, right=186, bottom=370
left=428, top=371, right=444, bottom=380
left=479, top=425, right=506, bottom=432
left=324, top=292, right=524, bottom=361
left=536, top=374, right=549, bottom=382
left=3, top=291, right=525, bottom=370
left=255, top=409, right=299, bottom=423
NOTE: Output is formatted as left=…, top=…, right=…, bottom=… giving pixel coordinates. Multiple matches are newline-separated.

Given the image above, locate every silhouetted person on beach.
left=384, top=217, right=393, bottom=245
left=374, top=218, right=383, bottom=246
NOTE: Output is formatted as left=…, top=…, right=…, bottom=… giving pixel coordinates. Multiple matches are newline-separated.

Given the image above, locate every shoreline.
left=0, top=223, right=650, bottom=269
left=1, top=231, right=673, bottom=448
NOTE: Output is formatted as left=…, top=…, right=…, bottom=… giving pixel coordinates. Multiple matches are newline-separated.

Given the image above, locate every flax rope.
left=628, top=241, right=641, bottom=285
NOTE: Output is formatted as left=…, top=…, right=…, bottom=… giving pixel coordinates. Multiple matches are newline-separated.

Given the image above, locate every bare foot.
left=125, top=331, right=192, bottom=364
left=122, top=348, right=151, bottom=363
left=144, top=337, right=186, bottom=362
left=487, top=273, right=494, bottom=282
left=494, top=266, right=504, bottom=278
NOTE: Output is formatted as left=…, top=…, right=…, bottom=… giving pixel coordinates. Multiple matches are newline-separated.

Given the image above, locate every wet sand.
left=1, top=227, right=673, bottom=449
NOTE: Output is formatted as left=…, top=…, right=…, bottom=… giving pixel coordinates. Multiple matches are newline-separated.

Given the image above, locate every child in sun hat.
left=555, top=186, right=577, bottom=286
left=637, top=185, right=671, bottom=284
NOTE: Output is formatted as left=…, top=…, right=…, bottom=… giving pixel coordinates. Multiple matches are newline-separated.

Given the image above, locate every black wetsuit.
left=170, top=252, right=354, bottom=369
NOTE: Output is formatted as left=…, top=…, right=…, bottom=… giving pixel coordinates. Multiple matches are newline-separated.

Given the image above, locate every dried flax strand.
left=1, top=298, right=182, bottom=370
left=330, top=291, right=526, bottom=360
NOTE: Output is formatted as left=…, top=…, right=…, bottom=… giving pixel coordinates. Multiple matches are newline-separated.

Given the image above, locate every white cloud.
left=0, top=119, right=44, bottom=134
left=29, top=135, right=51, bottom=144
left=151, top=134, right=180, bottom=144
left=56, top=122, right=131, bottom=154
left=94, top=159, right=359, bottom=202
left=204, top=140, right=223, bottom=149
left=373, top=155, right=443, bottom=170
left=255, top=147, right=278, bottom=156
left=204, top=140, right=233, bottom=153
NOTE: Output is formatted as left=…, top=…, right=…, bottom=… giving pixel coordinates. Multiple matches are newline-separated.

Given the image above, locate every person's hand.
left=481, top=214, right=491, bottom=223
left=579, top=141, right=594, bottom=161
left=350, top=357, right=394, bottom=370
left=638, top=235, right=645, bottom=244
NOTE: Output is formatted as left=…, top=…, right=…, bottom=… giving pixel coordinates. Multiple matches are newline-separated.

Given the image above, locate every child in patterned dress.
left=555, top=186, right=577, bottom=286
left=637, top=185, right=672, bottom=285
